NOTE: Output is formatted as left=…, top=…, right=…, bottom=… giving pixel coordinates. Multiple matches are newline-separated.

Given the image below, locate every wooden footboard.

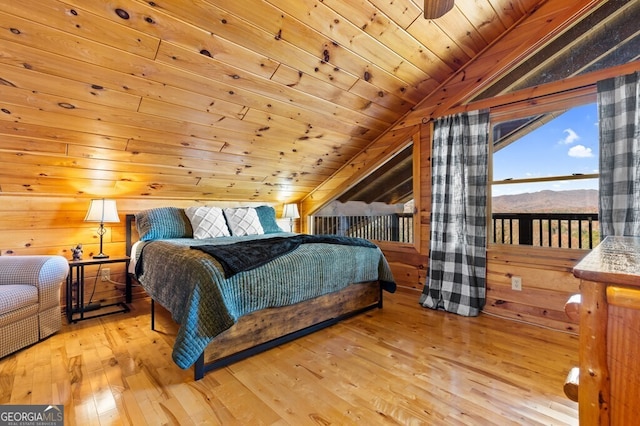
left=195, top=280, right=382, bottom=379
left=148, top=280, right=382, bottom=380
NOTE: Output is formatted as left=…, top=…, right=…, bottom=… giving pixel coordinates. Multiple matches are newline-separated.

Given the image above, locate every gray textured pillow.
left=136, top=207, right=193, bottom=241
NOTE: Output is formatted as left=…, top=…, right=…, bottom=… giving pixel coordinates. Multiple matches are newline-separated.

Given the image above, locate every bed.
left=125, top=206, right=396, bottom=380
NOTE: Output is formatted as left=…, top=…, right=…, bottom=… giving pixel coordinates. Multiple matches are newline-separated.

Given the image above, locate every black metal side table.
left=66, top=256, right=131, bottom=323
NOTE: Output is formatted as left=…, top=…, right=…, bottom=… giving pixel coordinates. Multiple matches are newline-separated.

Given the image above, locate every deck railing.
left=312, top=214, right=414, bottom=243
left=492, top=212, right=600, bottom=249
left=312, top=212, right=600, bottom=249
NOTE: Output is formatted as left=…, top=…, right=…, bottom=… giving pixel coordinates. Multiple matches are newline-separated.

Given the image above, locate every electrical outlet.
left=101, top=268, right=110, bottom=282
left=511, top=276, right=522, bottom=291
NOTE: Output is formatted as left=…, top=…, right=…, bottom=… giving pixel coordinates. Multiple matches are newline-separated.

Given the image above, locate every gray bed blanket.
left=133, top=233, right=396, bottom=369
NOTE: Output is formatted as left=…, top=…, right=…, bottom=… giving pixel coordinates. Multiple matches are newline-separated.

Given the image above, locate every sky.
left=492, top=102, right=599, bottom=197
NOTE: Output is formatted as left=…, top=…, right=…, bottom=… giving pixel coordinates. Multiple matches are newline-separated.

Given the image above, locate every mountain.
left=492, top=189, right=598, bottom=213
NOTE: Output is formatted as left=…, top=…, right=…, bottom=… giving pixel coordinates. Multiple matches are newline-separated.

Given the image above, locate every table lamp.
left=84, top=199, right=120, bottom=259
left=282, top=203, right=300, bottom=232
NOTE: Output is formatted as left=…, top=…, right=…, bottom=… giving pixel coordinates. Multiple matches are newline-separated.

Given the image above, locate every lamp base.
left=93, top=253, right=109, bottom=259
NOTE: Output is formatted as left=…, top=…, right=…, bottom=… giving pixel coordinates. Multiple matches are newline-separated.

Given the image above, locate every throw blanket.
left=191, top=234, right=377, bottom=278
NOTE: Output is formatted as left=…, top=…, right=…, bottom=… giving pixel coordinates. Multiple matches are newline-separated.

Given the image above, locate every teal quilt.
left=133, top=233, right=396, bottom=369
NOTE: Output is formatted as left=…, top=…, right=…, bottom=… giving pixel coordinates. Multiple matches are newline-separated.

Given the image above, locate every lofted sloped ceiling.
left=338, top=0, right=639, bottom=207
left=0, top=0, right=633, bottom=205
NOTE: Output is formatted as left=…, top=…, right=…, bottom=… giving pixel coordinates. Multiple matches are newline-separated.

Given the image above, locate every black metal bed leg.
left=194, top=353, right=205, bottom=381
left=151, top=299, right=155, bottom=330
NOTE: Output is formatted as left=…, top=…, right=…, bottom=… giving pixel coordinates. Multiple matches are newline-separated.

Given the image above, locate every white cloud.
left=568, top=145, right=594, bottom=158
left=560, top=128, right=580, bottom=144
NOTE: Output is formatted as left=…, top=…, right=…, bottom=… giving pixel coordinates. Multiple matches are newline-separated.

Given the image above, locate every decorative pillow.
left=185, top=206, right=231, bottom=239
left=136, top=207, right=193, bottom=241
left=223, top=207, right=264, bottom=236
left=255, top=205, right=283, bottom=234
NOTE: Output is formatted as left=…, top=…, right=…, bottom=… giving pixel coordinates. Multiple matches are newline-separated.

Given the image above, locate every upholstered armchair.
left=0, top=256, right=69, bottom=358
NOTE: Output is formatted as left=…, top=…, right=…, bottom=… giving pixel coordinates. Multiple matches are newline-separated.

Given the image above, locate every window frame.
left=487, top=89, right=599, bottom=250
left=310, top=130, right=422, bottom=253
left=376, top=130, right=422, bottom=254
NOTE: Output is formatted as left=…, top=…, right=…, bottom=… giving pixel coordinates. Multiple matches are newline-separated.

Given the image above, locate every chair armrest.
left=0, top=256, right=69, bottom=310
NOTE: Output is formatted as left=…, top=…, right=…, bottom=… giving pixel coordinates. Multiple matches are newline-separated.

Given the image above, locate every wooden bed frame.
left=125, top=214, right=384, bottom=380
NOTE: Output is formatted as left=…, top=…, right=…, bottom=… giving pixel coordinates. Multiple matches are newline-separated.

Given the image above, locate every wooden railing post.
left=391, top=214, right=400, bottom=241
left=518, top=214, right=533, bottom=245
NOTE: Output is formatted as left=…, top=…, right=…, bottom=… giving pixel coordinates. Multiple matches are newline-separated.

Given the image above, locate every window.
left=490, top=101, right=599, bottom=249
left=312, top=141, right=416, bottom=244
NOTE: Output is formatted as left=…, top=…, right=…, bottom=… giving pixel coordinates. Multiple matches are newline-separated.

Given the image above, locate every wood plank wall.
left=0, top=196, right=282, bottom=311
left=485, top=245, right=584, bottom=332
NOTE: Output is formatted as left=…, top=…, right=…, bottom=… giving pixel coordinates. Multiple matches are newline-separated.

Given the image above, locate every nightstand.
left=66, top=256, right=131, bottom=323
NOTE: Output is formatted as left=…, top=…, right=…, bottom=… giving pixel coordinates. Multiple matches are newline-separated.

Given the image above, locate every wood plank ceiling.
left=0, top=0, right=629, bottom=204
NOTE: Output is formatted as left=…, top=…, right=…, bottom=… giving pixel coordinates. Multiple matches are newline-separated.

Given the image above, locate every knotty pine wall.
left=485, top=246, right=585, bottom=332
left=0, top=196, right=285, bottom=312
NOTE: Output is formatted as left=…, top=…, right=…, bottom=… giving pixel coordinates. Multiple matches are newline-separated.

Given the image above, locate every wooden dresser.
left=572, top=236, right=640, bottom=425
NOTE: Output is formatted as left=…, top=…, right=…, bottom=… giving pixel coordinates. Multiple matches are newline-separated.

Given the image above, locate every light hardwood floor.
left=0, top=291, right=579, bottom=425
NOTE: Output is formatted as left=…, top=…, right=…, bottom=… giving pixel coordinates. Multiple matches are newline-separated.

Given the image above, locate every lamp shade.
left=282, top=203, right=300, bottom=219
left=424, top=0, right=455, bottom=19
left=84, top=199, right=120, bottom=223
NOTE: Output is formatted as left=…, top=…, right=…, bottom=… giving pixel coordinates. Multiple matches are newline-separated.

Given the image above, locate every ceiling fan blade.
left=424, top=0, right=455, bottom=19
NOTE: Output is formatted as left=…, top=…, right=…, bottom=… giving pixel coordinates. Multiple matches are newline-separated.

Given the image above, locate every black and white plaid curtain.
left=598, top=71, right=640, bottom=237
left=420, top=109, right=489, bottom=317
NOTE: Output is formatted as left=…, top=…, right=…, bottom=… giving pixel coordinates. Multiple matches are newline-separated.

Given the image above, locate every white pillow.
left=223, top=207, right=264, bottom=236
left=185, top=206, right=231, bottom=239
